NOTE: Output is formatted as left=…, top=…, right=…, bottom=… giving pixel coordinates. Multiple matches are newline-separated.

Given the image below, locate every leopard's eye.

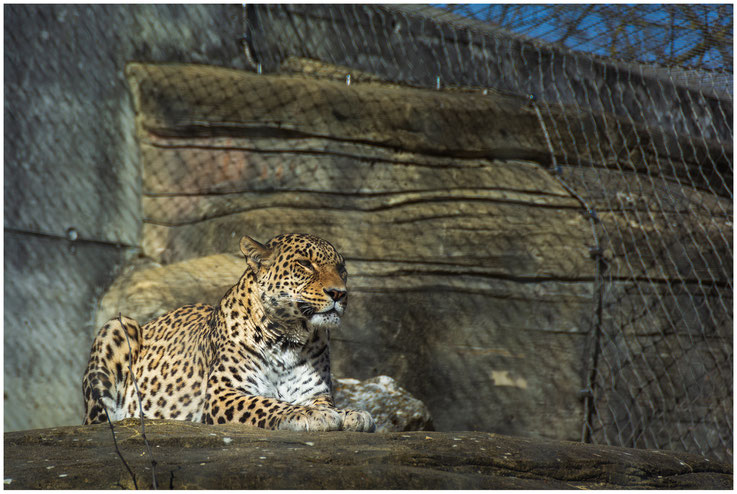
left=296, top=259, right=313, bottom=271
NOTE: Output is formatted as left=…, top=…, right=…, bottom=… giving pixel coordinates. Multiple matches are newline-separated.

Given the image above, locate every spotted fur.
left=82, top=233, right=375, bottom=432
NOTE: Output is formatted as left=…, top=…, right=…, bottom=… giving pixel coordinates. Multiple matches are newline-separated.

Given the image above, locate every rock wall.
left=92, top=62, right=729, bottom=448
left=107, top=62, right=595, bottom=440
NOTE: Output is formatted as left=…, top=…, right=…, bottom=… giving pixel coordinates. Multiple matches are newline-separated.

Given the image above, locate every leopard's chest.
left=257, top=345, right=331, bottom=405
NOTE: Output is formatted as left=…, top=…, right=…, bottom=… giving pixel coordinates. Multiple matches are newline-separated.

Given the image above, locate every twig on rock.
left=119, top=313, right=158, bottom=490
left=103, top=402, right=138, bottom=489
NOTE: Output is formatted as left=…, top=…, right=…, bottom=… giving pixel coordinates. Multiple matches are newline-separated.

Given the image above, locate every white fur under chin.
left=309, top=311, right=341, bottom=330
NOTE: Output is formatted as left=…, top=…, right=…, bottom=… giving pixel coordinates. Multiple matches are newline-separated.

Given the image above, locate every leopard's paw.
left=340, top=408, right=376, bottom=432
left=277, top=407, right=343, bottom=432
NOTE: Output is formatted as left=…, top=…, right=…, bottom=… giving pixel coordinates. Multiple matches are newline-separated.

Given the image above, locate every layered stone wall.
left=91, top=62, right=729, bottom=446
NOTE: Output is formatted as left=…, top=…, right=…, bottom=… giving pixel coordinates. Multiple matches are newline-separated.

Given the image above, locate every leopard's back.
left=83, top=303, right=214, bottom=424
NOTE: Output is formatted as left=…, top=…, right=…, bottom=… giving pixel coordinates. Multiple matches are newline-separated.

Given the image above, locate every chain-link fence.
left=5, top=4, right=731, bottom=462
left=243, top=4, right=732, bottom=460
left=412, top=4, right=733, bottom=461
left=394, top=3, right=732, bottom=462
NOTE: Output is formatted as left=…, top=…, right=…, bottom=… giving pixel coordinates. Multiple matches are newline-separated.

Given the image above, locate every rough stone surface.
left=128, top=62, right=729, bottom=198
left=333, top=376, right=434, bottom=432
left=4, top=420, right=731, bottom=489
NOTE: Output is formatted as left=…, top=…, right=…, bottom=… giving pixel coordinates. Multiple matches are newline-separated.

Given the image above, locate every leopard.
left=82, top=233, right=375, bottom=432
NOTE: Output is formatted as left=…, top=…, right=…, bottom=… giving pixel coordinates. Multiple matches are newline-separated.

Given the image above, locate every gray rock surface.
left=334, top=375, right=434, bottom=432
left=4, top=4, right=248, bottom=433
left=4, top=420, right=731, bottom=489
left=4, top=232, right=134, bottom=431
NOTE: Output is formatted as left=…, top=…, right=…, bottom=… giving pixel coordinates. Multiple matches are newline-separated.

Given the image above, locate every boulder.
left=333, top=375, right=434, bottom=432
left=4, top=420, right=731, bottom=489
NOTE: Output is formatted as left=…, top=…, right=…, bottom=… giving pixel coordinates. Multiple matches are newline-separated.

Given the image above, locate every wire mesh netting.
left=245, top=4, right=732, bottom=459
left=389, top=3, right=732, bottom=461
left=440, top=4, right=732, bottom=71
left=397, top=4, right=733, bottom=460
left=5, top=4, right=732, bottom=462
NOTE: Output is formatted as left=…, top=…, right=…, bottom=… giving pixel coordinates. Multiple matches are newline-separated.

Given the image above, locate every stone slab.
left=4, top=420, right=732, bottom=489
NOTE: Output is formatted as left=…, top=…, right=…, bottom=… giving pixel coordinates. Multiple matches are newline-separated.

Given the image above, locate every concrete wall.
left=4, top=4, right=247, bottom=431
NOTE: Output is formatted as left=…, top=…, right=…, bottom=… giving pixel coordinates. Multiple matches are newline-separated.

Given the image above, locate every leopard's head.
left=240, top=233, right=348, bottom=332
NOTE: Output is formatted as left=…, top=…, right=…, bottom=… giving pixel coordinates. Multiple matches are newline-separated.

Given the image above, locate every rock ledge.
left=4, top=420, right=731, bottom=489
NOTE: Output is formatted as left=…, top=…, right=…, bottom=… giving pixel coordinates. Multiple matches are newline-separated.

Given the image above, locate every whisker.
left=297, top=301, right=315, bottom=316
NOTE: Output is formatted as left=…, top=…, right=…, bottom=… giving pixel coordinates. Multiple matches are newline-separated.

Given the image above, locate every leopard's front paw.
left=277, top=407, right=343, bottom=432
left=340, top=408, right=376, bottom=432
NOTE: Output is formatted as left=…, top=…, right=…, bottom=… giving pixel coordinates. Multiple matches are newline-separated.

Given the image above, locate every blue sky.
left=436, top=4, right=733, bottom=71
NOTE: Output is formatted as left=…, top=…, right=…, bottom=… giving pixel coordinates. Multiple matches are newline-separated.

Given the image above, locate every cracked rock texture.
left=4, top=420, right=731, bottom=489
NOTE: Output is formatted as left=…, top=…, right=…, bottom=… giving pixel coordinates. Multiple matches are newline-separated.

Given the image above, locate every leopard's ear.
left=240, top=236, right=273, bottom=272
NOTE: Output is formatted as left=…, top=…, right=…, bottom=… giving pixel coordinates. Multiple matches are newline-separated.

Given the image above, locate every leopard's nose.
left=324, top=288, right=347, bottom=302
